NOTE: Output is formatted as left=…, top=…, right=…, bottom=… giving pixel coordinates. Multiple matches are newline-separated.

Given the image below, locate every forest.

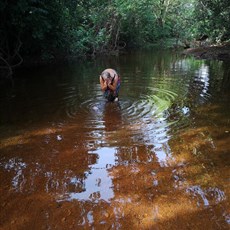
left=1, top=0, right=230, bottom=78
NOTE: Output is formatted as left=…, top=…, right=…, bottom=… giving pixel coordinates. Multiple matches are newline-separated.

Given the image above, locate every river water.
left=0, top=50, right=229, bottom=229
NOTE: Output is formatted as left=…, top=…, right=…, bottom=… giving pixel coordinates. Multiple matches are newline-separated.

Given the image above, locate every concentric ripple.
left=73, top=84, right=191, bottom=146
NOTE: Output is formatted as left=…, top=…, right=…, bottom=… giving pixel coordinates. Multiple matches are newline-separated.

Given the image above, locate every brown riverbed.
left=0, top=50, right=229, bottom=229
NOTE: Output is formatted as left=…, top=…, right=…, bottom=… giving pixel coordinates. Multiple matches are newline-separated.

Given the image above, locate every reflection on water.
left=58, top=147, right=116, bottom=202
left=2, top=157, right=27, bottom=192
left=197, top=64, right=210, bottom=98
left=187, top=185, right=226, bottom=207
left=0, top=50, right=229, bottom=229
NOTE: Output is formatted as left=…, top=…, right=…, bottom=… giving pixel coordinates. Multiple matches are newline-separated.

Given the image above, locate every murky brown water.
left=0, top=50, right=229, bottom=229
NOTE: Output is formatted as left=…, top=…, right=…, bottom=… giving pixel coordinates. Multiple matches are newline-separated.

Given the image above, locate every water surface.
left=0, top=50, right=229, bottom=229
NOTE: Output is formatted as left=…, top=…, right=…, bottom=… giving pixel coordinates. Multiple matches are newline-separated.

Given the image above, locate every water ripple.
left=70, top=84, right=192, bottom=146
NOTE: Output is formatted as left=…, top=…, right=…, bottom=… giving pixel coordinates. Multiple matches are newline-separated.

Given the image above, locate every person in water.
left=99, top=68, right=121, bottom=102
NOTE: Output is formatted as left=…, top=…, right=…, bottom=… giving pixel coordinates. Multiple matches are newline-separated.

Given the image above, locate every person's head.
left=101, top=71, right=113, bottom=84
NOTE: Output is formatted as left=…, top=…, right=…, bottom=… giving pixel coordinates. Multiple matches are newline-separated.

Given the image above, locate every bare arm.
left=107, top=75, right=118, bottom=91
left=100, top=76, right=108, bottom=91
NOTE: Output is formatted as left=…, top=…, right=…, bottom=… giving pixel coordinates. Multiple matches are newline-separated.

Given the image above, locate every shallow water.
left=0, top=50, right=229, bottom=229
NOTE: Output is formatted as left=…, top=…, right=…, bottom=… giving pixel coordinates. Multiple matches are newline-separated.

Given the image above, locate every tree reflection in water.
left=0, top=51, right=229, bottom=229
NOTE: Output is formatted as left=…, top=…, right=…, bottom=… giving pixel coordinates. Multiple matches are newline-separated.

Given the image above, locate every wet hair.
left=101, top=71, right=116, bottom=85
left=101, top=71, right=111, bottom=80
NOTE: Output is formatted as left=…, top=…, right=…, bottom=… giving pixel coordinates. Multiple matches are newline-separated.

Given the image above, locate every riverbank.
left=182, top=44, right=230, bottom=61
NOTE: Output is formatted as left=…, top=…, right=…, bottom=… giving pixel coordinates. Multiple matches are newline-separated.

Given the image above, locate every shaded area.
left=183, top=44, right=230, bottom=61
left=0, top=50, right=229, bottom=229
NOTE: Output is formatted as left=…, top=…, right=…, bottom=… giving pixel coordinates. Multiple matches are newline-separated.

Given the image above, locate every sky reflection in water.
left=57, top=147, right=116, bottom=202
left=0, top=50, right=229, bottom=228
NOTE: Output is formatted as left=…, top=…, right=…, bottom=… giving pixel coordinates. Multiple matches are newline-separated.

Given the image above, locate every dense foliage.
left=1, top=0, right=230, bottom=77
left=194, top=0, right=230, bottom=42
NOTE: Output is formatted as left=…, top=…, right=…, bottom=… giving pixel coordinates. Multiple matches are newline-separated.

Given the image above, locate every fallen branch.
left=0, top=55, right=13, bottom=78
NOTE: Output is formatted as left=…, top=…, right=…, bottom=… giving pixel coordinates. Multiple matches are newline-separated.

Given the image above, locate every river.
left=0, top=49, right=229, bottom=229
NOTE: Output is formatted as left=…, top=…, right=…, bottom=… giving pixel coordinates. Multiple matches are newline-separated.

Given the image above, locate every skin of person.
left=99, top=68, right=121, bottom=102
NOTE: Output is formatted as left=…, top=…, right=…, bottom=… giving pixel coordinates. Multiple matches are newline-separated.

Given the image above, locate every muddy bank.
left=182, top=44, right=230, bottom=61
